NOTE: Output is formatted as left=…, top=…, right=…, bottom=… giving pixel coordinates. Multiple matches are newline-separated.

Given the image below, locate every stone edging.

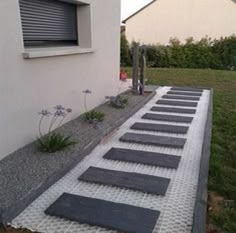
left=192, top=89, right=213, bottom=233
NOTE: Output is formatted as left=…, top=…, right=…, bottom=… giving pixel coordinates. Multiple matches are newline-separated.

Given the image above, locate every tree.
left=120, top=34, right=131, bottom=66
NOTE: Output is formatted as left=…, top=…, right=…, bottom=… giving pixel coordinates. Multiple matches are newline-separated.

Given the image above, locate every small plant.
left=38, top=133, right=76, bottom=153
left=82, top=89, right=105, bottom=125
left=106, top=95, right=128, bottom=109
left=37, top=105, right=76, bottom=153
left=82, top=110, right=105, bottom=123
left=105, top=80, right=129, bottom=109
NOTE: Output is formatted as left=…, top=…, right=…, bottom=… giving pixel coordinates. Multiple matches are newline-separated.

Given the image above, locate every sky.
left=121, top=0, right=153, bottom=21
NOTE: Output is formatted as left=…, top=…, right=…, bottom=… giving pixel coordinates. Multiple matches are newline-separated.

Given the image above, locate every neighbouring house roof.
left=122, top=0, right=157, bottom=23
left=122, top=0, right=236, bottom=23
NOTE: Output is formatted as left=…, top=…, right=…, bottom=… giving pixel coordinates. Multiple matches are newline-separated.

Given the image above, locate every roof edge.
left=122, top=0, right=235, bottom=23
left=122, top=0, right=157, bottom=23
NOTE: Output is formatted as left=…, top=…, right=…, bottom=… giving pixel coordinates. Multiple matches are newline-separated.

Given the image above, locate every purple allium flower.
left=38, top=110, right=51, bottom=116
left=66, top=108, right=72, bottom=113
left=54, top=105, right=65, bottom=111
left=105, top=96, right=116, bottom=100
left=54, top=110, right=66, bottom=117
left=83, top=89, right=92, bottom=94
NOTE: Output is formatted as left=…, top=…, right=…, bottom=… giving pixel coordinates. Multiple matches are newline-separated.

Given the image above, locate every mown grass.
left=126, top=67, right=236, bottom=233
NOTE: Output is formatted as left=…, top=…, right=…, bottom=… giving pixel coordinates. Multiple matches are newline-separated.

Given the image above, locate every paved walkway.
left=12, top=86, right=210, bottom=233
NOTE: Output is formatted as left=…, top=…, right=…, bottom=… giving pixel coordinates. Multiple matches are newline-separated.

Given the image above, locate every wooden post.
left=139, top=47, right=146, bottom=95
left=132, top=42, right=139, bottom=93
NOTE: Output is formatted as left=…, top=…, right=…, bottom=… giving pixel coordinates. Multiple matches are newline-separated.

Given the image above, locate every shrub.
left=38, top=133, right=76, bottom=153
left=212, top=36, right=236, bottom=70
left=129, top=36, right=236, bottom=70
left=120, top=34, right=132, bottom=66
left=82, top=110, right=105, bottom=123
left=37, top=105, right=76, bottom=153
left=169, top=38, right=187, bottom=68
left=82, top=89, right=105, bottom=125
left=106, top=95, right=128, bottom=109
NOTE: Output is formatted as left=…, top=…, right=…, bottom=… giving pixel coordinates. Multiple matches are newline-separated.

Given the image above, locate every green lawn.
left=126, top=67, right=236, bottom=233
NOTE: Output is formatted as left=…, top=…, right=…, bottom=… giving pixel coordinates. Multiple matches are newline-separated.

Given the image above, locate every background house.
left=123, top=0, right=236, bottom=45
left=0, top=0, right=120, bottom=160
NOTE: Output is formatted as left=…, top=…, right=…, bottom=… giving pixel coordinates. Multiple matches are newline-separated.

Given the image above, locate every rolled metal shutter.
left=19, top=0, right=78, bottom=46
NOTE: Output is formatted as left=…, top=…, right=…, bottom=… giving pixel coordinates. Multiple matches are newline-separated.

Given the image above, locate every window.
left=19, top=0, right=78, bottom=47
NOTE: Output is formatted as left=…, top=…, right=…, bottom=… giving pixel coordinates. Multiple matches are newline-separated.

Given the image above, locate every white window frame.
left=21, top=0, right=94, bottom=59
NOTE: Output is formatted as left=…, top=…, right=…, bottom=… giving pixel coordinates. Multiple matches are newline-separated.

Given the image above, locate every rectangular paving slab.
left=162, top=95, right=200, bottom=101
left=156, top=100, right=198, bottom=107
left=167, top=91, right=202, bottom=97
left=120, top=132, right=186, bottom=148
left=171, top=87, right=203, bottom=92
left=131, top=122, right=189, bottom=134
left=45, top=193, right=160, bottom=233
left=103, top=147, right=181, bottom=169
left=79, top=167, right=170, bottom=195
left=142, top=113, right=193, bottom=123
left=151, top=106, right=196, bottom=114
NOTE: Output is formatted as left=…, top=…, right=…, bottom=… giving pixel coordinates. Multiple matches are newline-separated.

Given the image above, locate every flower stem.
left=48, top=115, right=58, bottom=134
left=57, top=114, right=67, bottom=128
left=39, top=115, right=44, bottom=137
left=84, top=94, right=88, bottom=112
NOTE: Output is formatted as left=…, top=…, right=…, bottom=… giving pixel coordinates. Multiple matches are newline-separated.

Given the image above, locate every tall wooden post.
left=132, top=42, right=139, bottom=93
left=139, top=47, right=146, bottom=95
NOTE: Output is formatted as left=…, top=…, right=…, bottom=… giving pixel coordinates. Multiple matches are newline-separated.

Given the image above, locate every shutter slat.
left=20, top=8, right=74, bottom=18
left=19, top=0, right=78, bottom=45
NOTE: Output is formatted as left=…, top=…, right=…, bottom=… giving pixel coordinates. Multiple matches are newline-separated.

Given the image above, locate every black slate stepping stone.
left=162, top=95, right=200, bottom=101
left=79, top=167, right=170, bottom=195
left=151, top=106, right=196, bottom=114
left=171, top=87, right=203, bottom=92
left=131, top=122, right=189, bottom=134
left=167, top=91, right=202, bottom=97
left=156, top=100, right=198, bottom=107
left=103, top=147, right=181, bottom=169
left=142, top=113, right=193, bottom=123
left=120, top=132, right=186, bottom=148
left=45, top=193, right=160, bottom=233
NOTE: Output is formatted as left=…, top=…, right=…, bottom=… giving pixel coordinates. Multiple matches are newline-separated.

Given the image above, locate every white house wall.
left=0, top=0, right=120, bottom=160
left=125, top=0, right=236, bottom=45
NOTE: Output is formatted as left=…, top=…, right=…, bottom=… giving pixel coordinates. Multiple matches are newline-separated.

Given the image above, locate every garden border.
left=0, top=87, right=157, bottom=225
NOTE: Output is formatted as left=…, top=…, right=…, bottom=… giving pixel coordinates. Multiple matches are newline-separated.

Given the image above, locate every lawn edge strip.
left=191, top=89, right=213, bottom=233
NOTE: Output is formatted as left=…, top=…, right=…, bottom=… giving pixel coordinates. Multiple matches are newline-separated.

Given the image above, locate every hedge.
left=121, top=35, right=236, bottom=70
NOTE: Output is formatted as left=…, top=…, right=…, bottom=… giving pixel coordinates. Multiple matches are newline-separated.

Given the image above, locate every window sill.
left=22, top=47, right=95, bottom=59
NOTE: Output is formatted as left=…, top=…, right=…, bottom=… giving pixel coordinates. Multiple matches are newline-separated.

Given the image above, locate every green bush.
left=107, top=95, right=128, bottom=109
left=146, top=45, right=170, bottom=67
left=38, top=133, right=76, bottom=153
left=128, top=36, right=236, bottom=70
left=120, top=34, right=131, bottom=66
left=82, top=110, right=105, bottom=123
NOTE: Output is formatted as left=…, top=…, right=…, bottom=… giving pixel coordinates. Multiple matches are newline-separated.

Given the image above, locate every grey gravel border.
left=0, top=87, right=157, bottom=225
left=191, top=88, right=213, bottom=233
